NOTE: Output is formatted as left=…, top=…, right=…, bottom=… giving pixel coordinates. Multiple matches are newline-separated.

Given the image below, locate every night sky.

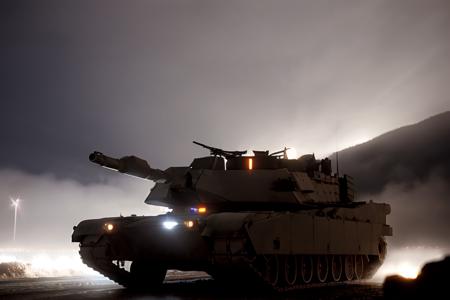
left=1, top=0, right=450, bottom=249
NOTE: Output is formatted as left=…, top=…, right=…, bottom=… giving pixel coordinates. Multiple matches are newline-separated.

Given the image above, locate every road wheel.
left=316, top=255, right=329, bottom=283
left=284, top=255, right=298, bottom=286
left=331, top=255, right=343, bottom=282
left=354, top=255, right=364, bottom=280
left=344, top=255, right=355, bottom=281
left=300, top=255, right=313, bottom=284
left=263, top=255, right=279, bottom=286
left=378, top=238, right=387, bottom=262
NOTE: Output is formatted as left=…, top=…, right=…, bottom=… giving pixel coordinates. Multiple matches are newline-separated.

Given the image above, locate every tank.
left=72, top=141, right=392, bottom=291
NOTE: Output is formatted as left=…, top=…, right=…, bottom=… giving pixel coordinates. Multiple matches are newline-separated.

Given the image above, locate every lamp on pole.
left=10, top=197, right=20, bottom=242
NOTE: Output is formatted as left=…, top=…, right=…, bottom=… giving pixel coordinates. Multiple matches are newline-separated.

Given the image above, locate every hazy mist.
left=0, top=169, right=165, bottom=248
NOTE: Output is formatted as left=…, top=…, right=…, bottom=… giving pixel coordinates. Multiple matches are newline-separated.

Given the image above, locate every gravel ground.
left=0, top=275, right=384, bottom=300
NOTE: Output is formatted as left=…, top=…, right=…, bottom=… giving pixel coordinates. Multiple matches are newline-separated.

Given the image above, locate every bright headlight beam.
left=184, top=220, right=194, bottom=228
left=105, top=223, right=114, bottom=231
left=162, top=221, right=178, bottom=230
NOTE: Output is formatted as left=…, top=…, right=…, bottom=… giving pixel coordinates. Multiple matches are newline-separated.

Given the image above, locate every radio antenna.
left=336, top=150, right=340, bottom=177
left=335, top=125, right=340, bottom=177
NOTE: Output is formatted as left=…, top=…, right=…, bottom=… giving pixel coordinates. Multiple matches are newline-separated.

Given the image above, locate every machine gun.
left=193, top=141, right=247, bottom=158
left=269, top=147, right=291, bottom=159
left=89, top=151, right=169, bottom=182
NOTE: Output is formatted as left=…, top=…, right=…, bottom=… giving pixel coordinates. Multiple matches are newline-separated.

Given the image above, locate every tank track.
left=78, top=237, right=385, bottom=292
left=209, top=236, right=385, bottom=293
left=242, top=254, right=383, bottom=292
left=79, top=245, right=133, bottom=287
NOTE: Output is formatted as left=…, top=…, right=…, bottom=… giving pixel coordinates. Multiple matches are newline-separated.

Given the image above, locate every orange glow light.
left=184, top=220, right=195, bottom=228
left=198, top=207, right=207, bottom=214
left=248, top=158, right=253, bottom=170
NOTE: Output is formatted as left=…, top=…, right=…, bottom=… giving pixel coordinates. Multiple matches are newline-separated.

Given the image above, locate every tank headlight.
left=198, top=207, right=207, bottom=214
left=105, top=223, right=114, bottom=232
left=184, top=220, right=195, bottom=228
left=162, top=221, right=178, bottom=230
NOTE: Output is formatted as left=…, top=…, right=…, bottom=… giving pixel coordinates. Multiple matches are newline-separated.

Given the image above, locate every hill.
left=331, top=111, right=450, bottom=248
left=333, top=111, right=450, bottom=195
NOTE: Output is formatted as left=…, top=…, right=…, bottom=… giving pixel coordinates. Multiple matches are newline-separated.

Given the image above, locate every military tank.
left=72, top=141, right=392, bottom=291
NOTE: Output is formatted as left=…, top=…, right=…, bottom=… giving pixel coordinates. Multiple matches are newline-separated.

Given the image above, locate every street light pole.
left=11, top=198, right=20, bottom=242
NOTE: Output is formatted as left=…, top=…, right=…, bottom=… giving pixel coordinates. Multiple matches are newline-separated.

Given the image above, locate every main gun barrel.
left=89, top=151, right=168, bottom=182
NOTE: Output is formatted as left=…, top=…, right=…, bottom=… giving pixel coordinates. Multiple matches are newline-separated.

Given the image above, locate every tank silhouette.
left=72, top=142, right=392, bottom=291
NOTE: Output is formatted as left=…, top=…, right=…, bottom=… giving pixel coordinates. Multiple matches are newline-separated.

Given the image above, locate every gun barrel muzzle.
left=89, top=151, right=168, bottom=182
left=89, top=151, right=122, bottom=170
left=89, top=151, right=102, bottom=163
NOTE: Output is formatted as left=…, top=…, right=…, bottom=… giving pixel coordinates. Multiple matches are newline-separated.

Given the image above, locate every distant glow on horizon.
left=372, top=246, right=444, bottom=282
left=336, top=134, right=373, bottom=152
left=28, top=254, right=96, bottom=277
left=286, top=148, right=298, bottom=159
left=0, top=248, right=97, bottom=277
left=346, top=136, right=372, bottom=148
left=396, top=262, right=420, bottom=279
left=0, top=254, right=18, bottom=263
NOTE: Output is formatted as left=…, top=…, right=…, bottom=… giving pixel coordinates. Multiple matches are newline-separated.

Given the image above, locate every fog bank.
left=0, top=169, right=166, bottom=249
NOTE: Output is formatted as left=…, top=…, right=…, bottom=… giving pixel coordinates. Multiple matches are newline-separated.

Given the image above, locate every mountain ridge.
left=332, top=111, right=450, bottom=195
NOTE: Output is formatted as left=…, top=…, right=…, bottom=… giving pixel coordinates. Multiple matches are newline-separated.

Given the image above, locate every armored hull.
left=73, top=142, right=392, bottom=291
